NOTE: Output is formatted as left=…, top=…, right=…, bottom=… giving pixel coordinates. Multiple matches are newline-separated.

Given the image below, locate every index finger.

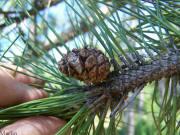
left=0, top=63, right=45, bottom=86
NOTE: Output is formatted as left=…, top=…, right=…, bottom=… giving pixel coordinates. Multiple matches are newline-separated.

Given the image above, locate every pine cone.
left=58, top=47, right=110, bottom=83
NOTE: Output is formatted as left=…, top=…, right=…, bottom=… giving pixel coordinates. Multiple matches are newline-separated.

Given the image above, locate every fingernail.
left=22, top=89, right=48, bottom=102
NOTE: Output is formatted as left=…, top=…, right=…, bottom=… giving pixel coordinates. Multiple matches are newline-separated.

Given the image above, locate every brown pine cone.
left=58, top=47, right=110, bottom=84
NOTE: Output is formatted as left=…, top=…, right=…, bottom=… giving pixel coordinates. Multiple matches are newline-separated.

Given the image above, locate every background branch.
left=0, top=0, right=64, bottom=29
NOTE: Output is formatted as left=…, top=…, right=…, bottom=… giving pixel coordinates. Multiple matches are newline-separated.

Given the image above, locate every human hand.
left=0, top=64, right=66, bottom=135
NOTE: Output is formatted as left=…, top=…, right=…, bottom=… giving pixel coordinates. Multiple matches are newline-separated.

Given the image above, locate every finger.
left=0, top=116, right=66, bottom=135
left=0, top=70, right=47, bottom=107
left=14, top=69, right=45, bottom=87
left=0, top=63, right=45, bottom=86
left=0, top=63, right=17, bottom=76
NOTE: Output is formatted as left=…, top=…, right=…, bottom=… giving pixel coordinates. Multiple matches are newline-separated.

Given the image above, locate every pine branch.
left=81, top=51, right=180, bottom=97
left=0, top=51, right=179, bottom=120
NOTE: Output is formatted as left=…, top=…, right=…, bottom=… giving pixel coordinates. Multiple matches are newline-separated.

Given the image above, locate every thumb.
left=0, top=71, right=47, bottom=108
left=0, top=116, right=66, bottom=135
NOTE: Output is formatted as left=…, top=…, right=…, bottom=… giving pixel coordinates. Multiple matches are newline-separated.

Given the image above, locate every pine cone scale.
left=85, top=55, right=97, bottom=70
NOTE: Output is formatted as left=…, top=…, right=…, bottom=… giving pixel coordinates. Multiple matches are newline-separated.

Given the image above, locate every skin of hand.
left=0, top=64, right=66, bottom=135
